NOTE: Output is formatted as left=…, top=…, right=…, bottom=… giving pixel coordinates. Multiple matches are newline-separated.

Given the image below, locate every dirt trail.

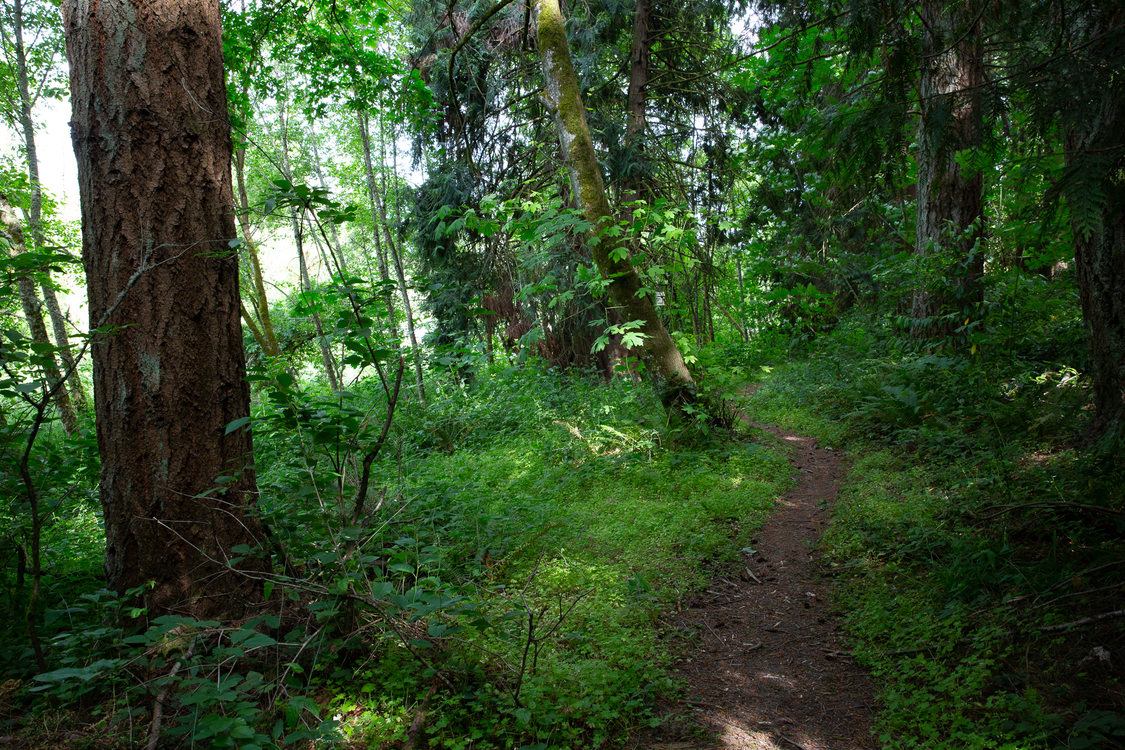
left=642, top=415, right=878, bottom=750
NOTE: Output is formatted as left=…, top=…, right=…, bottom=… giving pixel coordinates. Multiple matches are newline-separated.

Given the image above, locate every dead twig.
left=402, top=679, right=439, bottom=750
left=777, top=733, right=811, bottom=750
left=146, top=641, right=195, bottom=750
left=976, top=501, right=1125, bottom=522
left=1038, top=609, right=1125, bottom=633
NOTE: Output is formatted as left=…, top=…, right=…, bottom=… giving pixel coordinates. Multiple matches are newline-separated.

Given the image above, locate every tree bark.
left=1065, top=6, right=1125, bottom=440
left=62, top=0, right=269, bottom=617
left=533, top=0, right=693, bottom=405
left=11, top=0, right=88, bottom=415
left=912, top=0, right=985, bottom=336
left=622, top=0, right=651, bottom=208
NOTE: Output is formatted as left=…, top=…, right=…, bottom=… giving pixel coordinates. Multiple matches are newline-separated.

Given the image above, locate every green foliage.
left=1, top=359, right=789, bottom=747
left=740, top=295, right=1125, bottom=747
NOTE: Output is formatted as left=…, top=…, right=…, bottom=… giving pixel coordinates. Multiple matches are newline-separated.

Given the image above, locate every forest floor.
left=638, top=401, right=878, bottom=750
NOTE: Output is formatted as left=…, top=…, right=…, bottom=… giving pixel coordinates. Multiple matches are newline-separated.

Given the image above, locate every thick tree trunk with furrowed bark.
left=62, top=0, right=269, bottom=618
left=533, top=0, right=694, bottom=406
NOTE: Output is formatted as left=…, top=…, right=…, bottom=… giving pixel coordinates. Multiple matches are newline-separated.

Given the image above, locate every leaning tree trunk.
left=62, top=0, right=269, bottom=618
left=533, top=0, right=693, bottom=405
left=12, top=0, right=88, bottom=416
left=1, top=195, right=78, bottom=435
left=912, top=0, right=984, bottom=337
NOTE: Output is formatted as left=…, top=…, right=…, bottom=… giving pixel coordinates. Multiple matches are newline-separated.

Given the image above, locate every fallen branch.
left=402, top=680, right=439, bottom=750
left=147, top=642, right=195, bottom=750
left=777, top=733, right=811, bottom=750
left=1038, top=609, right=1125, bottom=633
left=976, top=501, right=1125, bottom=522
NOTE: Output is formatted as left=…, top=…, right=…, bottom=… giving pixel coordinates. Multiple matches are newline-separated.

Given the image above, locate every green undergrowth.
left=739, top=309, right=1125, bottom=749
left=3, top=363, right=791, bottom=749
left=304, top=366, right=790, bottom=748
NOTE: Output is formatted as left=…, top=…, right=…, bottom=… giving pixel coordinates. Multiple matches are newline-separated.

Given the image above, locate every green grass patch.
left=3, top=364, right=792, bottom=749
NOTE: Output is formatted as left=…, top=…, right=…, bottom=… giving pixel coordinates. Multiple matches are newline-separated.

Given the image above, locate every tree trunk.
left=62, top=0, right=269, bottom=618
left=912, top=0, right=985, bottom=336
left=622, top=0, right=651, bottom=208
left=358, top=110, right=398, bottom=331
left=38, top=285, right=87, bottom=411
left=533, top=0, right=693, bottom=405
left=296, top=216, right=341, bottom=391
left=278, top=97, right=340, bottom=391
left=1072, top=207, right=1125, bottom=439
left=234, top=146, right=281, bottom=358
left=308, top=117, right=349, bottom=275
left=12, top=0, right=87, bottom=416
left=378, top=117, right=427, bottom=404
left=0, top=196, right=78, bottom=435
left=1065, top=6, right=1125, bottom=440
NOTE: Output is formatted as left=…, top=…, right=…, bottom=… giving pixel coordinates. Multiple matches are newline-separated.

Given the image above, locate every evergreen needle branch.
left=445, top=0, right=519, bottom=176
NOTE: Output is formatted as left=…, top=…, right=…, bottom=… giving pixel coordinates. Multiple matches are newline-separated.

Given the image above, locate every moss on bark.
left=533, top=0, right=693, bottom=398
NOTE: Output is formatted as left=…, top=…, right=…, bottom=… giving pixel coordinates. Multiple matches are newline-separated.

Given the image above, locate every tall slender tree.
left=1, top=0, right=87, bottom=415
left=0, top=193, right=77, bottom=435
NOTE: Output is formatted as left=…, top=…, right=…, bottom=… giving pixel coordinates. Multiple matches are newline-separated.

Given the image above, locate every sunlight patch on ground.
left=754, top=671, right=796, bottom=688
left=718, top=719, right=788, bottom=749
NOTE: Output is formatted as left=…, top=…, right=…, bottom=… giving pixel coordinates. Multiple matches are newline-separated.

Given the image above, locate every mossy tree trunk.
left=532, top=0, right=694, bottom=405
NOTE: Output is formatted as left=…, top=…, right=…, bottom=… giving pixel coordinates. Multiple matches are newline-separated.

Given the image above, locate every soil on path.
left=641, top=413, right=878, bottom=750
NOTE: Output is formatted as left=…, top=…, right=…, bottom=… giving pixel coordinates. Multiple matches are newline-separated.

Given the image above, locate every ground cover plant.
left=739, top=288, right=1125, bottom=748
left=0, top=362, right=790, bottom=748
